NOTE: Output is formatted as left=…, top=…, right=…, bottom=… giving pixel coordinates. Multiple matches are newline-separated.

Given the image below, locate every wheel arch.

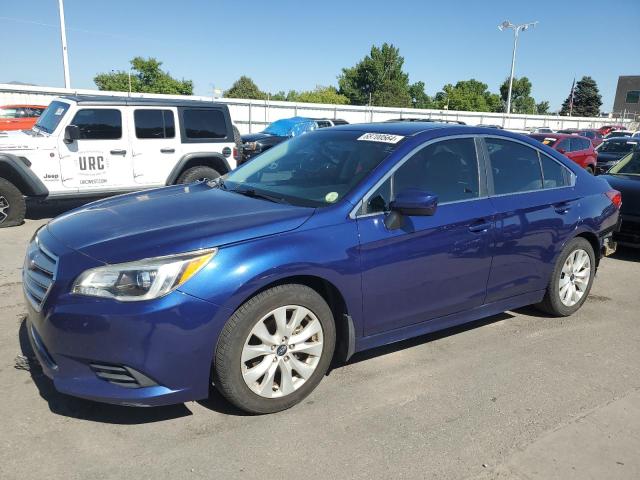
left=0, top=153, right=48, bottom=197
left=166, top=153, right=231, bottom=185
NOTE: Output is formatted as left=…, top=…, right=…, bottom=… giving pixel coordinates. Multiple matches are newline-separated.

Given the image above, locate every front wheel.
left=0, top=178, right=26, bottom=228
left=213, top=284, right=336, bottom=414
left=177, top=166, right=221, bottom=184
left=535, top=237, right=596, bottom=316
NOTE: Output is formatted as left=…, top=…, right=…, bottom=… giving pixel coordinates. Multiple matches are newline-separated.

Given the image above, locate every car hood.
left=0, top=129, right=54, bottom=151
left=46, top=182, right=315, bottom=263
left=241, top=132, right=275, bottom=143
left=601, top=174, right=640, bottom=215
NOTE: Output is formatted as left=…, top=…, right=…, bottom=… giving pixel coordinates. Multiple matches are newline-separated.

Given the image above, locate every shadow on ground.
left=611, top=246, right=640, bottom=263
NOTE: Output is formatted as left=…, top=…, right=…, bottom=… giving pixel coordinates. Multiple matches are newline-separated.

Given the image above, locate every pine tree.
left=560, top=76, right=602, bottom=117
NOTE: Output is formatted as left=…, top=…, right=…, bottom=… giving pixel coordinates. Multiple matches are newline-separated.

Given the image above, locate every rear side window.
left=134, top=109, right=175, bottom=139
left=486, top=138, right=543, bottom=194
left=571, top=138, right=590, bottom=151
left=71, top=109, right=122, bottom=140
left=183, top=109, right=227, bottom=139
left=540, top=154, right=570, bottom=188
left=556, top=138, right=571, bottom=152
left=365, top=138, right=480, bottom=213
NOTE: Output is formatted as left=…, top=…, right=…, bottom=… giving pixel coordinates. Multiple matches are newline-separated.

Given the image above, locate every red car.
left=557, top=128, right=604, bottom=147
left=598, top=125, right=626, bottom=136
left=0, top=104, right=47, bottom=131
left=529, top=133, right=597, bottom=174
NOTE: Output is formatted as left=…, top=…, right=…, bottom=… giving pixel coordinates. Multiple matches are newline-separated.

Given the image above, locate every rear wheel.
left=177, top=166, right=221, bottom=184
left=0, top=178, right=26, bottom=228
left=535, top=237, right=596, bottom=316
left=213, top=284, right=336, bottom=414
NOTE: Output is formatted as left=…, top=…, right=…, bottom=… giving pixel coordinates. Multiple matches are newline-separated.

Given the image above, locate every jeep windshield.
left=33, top=101, right=70, bottom=134
left=224, top=130, right=402, bottom=207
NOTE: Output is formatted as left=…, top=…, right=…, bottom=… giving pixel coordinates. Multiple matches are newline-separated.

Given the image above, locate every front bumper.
left=23, top=230, right=231, bottom=407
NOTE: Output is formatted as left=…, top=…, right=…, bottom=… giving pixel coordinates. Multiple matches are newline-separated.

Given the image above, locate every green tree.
left=434, top=79, right=502, bottom=112
left=338, top=43, right=412, bottom=107
left=288, top=86, right=349, bottom=105
left=409, top=81, right=433, bottom=109
left=499, top=76, right=541, bottom=114
left=536, top=101, right=550, bottom=115
left=94, top=57, right=193, bottom=95
left=224, top=76, right=267, bottom=100
left=560, top=76, right=602, bottom=117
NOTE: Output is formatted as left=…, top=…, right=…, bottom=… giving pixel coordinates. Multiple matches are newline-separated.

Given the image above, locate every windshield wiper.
left=231, top=188, right=290, bottom=205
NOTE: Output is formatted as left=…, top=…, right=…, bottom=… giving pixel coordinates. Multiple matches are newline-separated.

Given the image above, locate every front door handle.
left=160, top=148, right=175, bottom=154
left=468, top=221, right=492, bottom=233
left=110, top=149, right=127, bottom=155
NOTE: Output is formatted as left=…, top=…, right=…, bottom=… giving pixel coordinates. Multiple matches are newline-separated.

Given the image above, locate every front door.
left=357, top=137, right=495, bottom=336
left=129, top=107, right=180, bottom=185
left=58, top=107, right=133, bottom=190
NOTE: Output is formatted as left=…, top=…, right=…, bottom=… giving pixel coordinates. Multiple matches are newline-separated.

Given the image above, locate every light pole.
left=498, top=20, right=538, bottom=116
left=57, top=0, right=71, bottom=88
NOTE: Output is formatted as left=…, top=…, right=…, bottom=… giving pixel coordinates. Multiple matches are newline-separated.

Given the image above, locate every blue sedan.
left=24, top=123, right=621, bottom=413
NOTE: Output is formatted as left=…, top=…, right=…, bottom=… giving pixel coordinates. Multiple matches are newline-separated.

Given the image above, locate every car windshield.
left=224, top=130, right=402, bottom=207
left=530, top=135, right=558, bottom=147
left=609, top=152, right=640, bottom=175
left=33, top=101, right=70, bottom=134
left=262, top=117, right=316, bottom=137
left=598, top=140, right=637, bottom=153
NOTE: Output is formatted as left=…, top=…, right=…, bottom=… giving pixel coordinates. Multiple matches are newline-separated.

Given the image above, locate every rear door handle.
left=553, top=202, right=572, bottom=214
left=110, top=149, right=127, bottom=155
left=160, top=148, right=175, bottom=153
left=468, top=221, right=492, bottom=233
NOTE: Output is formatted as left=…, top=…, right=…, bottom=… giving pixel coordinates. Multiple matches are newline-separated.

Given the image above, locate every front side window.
left=71, top=109, right=122, bottom=140
left=364, top=138, right=480, bottom=214
left=134, top=109, right=175, bottom=139
left=225, top=130, right=400, bottom=207
left=183, top=109, right=226, bottom=139
left=486, top=138, right=543, bottom=194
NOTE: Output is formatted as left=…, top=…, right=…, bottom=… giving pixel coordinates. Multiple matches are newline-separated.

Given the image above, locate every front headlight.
left=72, top=249, right=217, bottom=301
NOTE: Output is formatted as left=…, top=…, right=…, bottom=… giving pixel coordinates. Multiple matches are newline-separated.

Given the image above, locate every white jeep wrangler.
left=0, top=95, right=240, bottom=227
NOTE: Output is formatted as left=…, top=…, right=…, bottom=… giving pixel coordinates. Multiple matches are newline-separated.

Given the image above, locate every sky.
left=1, top=0, right=638, bottom=111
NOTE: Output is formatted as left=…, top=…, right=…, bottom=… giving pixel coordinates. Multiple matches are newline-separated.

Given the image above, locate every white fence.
left=1, top=83, right=633, bottom=134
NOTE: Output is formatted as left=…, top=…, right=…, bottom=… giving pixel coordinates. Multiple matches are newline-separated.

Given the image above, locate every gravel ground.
left=1, top=203, right=639, bottom=480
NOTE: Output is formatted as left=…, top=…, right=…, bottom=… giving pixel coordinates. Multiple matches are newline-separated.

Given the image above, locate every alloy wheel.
left=0, top=195, right=9, bottom=224
left=558, top=248, right=591, bottom=307
left=241, top=305, right=324, bottom=398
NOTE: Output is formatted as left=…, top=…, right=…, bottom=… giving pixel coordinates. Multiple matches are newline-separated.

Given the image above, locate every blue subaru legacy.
left=24, top=123, right=621, bottom=413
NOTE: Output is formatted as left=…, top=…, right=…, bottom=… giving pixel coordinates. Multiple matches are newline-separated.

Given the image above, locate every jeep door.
left=58, top=107, right=133, bottom=191
left=129, top=107, right=181, bottom=185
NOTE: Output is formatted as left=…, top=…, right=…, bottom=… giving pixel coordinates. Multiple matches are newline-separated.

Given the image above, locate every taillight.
left=233, top=147, right=238, bottom=160
left=605, top=189, right=622, bottom=209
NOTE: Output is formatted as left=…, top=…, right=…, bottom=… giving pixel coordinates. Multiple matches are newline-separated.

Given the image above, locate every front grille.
left=90, top=363, right=157, bottom=389
left=23, top=237, right=58, bottom=312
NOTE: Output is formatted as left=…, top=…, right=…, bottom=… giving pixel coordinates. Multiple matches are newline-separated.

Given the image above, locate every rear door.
left=483, top=136, right=579, bottom=303
left=129, top=107, right=180, bottom=185
left=357, top=136, right=496, bottom=335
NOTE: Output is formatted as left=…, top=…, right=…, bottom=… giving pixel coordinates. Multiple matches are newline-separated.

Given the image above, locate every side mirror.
left=390, top=189, right=438, bottom=216
left=63, top=124, right=80, bottom=144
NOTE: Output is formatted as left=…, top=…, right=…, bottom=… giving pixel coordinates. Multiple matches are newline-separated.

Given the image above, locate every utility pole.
left=498, top=20, right=538, bottom=116
left=58, top=0, right=71, bottom=88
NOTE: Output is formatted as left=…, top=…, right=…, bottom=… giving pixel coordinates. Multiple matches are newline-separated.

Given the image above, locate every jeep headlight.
left=72, top=249, right=216, bottom=301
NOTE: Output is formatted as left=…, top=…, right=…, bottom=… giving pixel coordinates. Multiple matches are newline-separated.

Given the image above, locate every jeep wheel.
left=177, top=166, right=221, bottom=184
left=214, top=284, right=336, bottom=414
left=0, top=178, right=26, bottom=228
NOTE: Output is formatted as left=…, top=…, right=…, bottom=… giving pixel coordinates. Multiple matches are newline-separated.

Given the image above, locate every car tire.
left=232, top=125, right=244, bottom=164
left=0, top=178, right=26, bottom=228
left=213, top=284, right=336, bottom=414
left=535, top=237, right=596, bottom=317
left=177, top=166, right=221, bottom=184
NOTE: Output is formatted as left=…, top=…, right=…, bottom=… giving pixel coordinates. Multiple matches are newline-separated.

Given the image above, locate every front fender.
left=178, top=220, right=363, bottom=336
left=0, top=153, right=48, bottom=197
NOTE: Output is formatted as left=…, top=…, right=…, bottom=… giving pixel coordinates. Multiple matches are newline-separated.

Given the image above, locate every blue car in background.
left=24, top=123, right=621, bottom=413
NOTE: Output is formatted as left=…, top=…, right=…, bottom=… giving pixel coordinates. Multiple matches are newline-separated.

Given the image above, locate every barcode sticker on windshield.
left=358, top=133, right=405, bottom=144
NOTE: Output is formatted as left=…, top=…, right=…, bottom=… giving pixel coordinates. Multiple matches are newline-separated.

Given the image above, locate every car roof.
left=530, top=133, right=578, bottom=139
left=57, top=94, right=227, bottom=109
left=605, top=136, right=639, bottom=142
left=330, top=121, right=456, bottom=136
left=0, top=104, right=47, bottom=108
